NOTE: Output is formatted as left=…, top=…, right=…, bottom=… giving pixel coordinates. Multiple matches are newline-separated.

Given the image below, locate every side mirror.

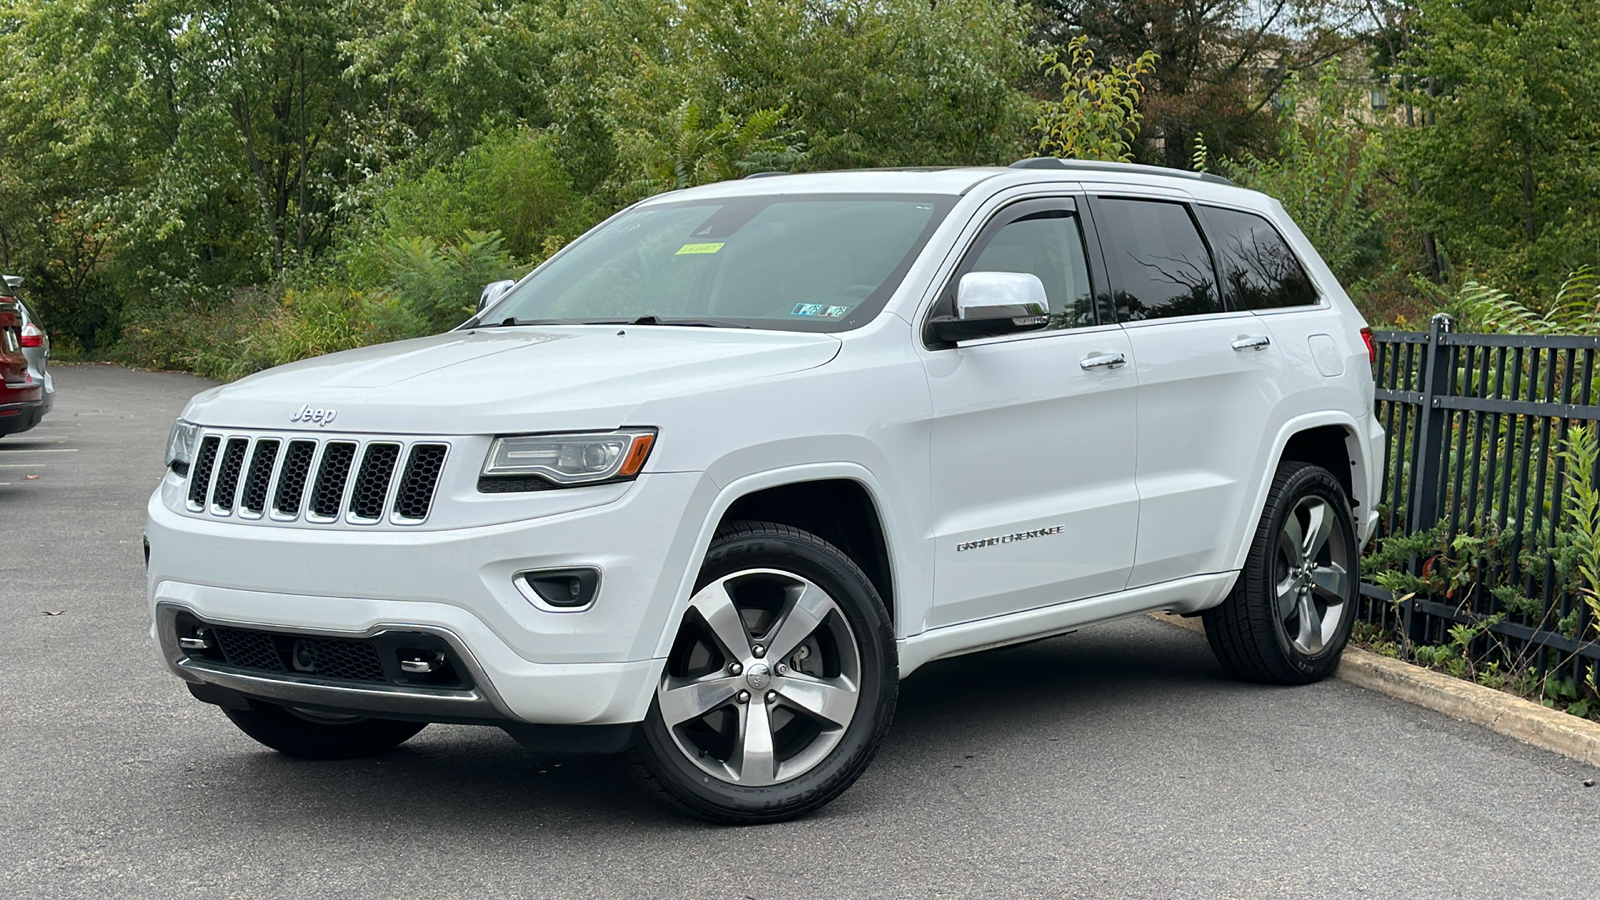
left=478, top=279, right=516, bottom=313
left=929, top=272, right=1051, bottom=343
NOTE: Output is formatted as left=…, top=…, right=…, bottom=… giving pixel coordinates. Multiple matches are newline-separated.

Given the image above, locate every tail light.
left=1360, top=326, right=1375, bottom=363
left=19, top=323, right=42, bottom=348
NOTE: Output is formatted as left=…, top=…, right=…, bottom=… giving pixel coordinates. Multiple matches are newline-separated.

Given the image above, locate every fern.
left=1558, top=424, right=1600, bottom=639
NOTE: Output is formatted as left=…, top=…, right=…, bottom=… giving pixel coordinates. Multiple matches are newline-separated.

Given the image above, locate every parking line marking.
left=0, top=448, right=77, bottom=453
left=0, top=464, right=46, bottom=468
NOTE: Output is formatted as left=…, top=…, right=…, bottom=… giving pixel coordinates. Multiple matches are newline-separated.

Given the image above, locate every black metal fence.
left=1364, top=314, right=1600, bottom=686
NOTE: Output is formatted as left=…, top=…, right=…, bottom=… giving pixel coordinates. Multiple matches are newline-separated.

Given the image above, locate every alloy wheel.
left=1274, top=495, right=1352, bottom=655
left=657, top=568, right=862, bottom=787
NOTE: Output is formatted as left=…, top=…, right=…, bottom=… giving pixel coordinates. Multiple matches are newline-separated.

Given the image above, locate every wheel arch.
left=1227, top=411, right=1373, bottom=574
left=650, top=464, right=906, bottom=660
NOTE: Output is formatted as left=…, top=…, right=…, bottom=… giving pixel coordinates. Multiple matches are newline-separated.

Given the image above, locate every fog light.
left=178, top=629, right=212, bottom=651
left=521, top=568, right=601, bottom=609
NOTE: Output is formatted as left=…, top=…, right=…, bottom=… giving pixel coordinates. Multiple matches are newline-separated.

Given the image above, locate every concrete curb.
left=1149, top=612, right=1600, bottom=769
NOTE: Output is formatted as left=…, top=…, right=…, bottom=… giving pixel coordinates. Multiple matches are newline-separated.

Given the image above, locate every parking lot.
left=3, top=364, right=1598, bottom=898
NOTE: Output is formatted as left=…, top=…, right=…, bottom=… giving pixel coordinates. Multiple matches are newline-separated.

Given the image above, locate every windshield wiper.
left=480, top=317, right=568, bottom=327
left=626, top=315, right=747, bottom=328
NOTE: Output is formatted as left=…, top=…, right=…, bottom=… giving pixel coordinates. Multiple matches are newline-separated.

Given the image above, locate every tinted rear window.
left=1095, top=198, right=1221, bottom=321
left=1200, top=206, right=1318, bottom=310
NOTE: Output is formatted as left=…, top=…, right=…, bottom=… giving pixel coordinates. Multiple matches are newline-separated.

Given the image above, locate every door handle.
left=1079, top=352, right=1127, bottom=370
left=1231, top=335, right=1271, bottom=351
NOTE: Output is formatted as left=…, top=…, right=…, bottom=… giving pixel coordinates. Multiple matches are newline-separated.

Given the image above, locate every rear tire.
left=1202, top=461, right=1358, bottom=684
left=223, top=703, right=426, bottom=759
left=628, top=520, right=897, bottom=824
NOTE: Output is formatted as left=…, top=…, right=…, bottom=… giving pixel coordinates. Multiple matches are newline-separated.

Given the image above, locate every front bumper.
left=147, top=470, right=718, bottom=725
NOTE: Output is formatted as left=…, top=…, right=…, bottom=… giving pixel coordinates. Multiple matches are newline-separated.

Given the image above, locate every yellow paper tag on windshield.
left=675, top=242, right=725, bottom=255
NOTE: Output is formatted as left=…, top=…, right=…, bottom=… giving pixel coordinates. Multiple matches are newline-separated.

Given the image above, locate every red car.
left=0, top=296, right=44, bottom=436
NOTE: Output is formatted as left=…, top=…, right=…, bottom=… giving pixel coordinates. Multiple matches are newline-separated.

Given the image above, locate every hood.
left=183, top=326, right=842, bottom=434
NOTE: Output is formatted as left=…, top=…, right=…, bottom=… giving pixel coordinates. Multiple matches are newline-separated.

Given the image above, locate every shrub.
left=341, top=127, right=596, bottom=286
left=376, top=229, right=518, bottom=334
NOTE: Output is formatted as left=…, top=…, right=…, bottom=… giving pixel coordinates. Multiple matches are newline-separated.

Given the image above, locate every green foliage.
left=1393, top=0, right=1600, bottom=301
left=558, top=0, right=1034, bottom=180
left=1033, top=37, right=1157, bottom=163
left=340, top=127, right=594, bottom=285
left=376, top=230, right=517, bottom=334
left=1208, top=63, right=1385, bottom=291
left=1557, top=424, right=1600, bottom=639
left=1445, top=269, right=1600, bottom=335
left=616, top=101, right=805, bottom=199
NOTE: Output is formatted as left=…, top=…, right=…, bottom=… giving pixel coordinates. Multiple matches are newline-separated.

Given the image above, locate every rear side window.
left=1095, top=199, right=1221, bottom=321
left=1200, top=206, right=1318, bottom=310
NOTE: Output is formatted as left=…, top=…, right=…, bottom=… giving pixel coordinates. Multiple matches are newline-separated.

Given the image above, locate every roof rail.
left=742, top=171, right=789, bottom=179
left=1009, top=157, right=1235, bottom=187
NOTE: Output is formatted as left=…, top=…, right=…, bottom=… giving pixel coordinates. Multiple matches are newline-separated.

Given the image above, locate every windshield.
left=484, top=194, right=956, bottom=332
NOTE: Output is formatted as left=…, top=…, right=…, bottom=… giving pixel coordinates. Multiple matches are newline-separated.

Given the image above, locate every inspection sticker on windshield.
left=790, top=303, right=851, bottom=318
left=675, top=242, right=725, bottom=255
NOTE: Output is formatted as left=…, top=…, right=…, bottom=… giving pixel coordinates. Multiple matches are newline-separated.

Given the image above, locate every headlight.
left=482, top=428, right=657, bottom=487
left=165, top=419, right=200, bottom=474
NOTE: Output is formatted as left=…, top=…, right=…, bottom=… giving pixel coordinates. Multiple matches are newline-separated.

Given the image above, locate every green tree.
left=1393, top=0, right=1600, bottom=298
left=1041, top=0, right=1356, bottom=169
left=551, top=0, right=1035, bottom=189
left=1032, top=36, right=1157, bottom=162
left=1208, top=62, right=1385, bottom=290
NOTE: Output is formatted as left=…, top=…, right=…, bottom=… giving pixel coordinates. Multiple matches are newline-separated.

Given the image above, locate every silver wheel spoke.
left=1293, top=591, right=1325, bottom=654
left=766, top=582, right=839, bottom=664
left=1275, top=575, right=1302, bottom=620
left=1310, top=562, right=1349, bottom=605
left=689, top=579, right=753, bottom=660
left=1300, top=499, right=1334, bottom=561
left=657, top=674, right=740, bottom=727
left=732, top=697, right=777, bottom=786
left=777, top=673, right=858, bottom=729
left=1281, top=511, right=1307, bottom=566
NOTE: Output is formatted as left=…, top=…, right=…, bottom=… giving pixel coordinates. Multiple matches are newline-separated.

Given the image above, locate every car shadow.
left=157, top=619, right=1250, bottom=833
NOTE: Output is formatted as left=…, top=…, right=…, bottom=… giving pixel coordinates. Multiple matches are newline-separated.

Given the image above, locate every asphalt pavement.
left=3, top=364, right=1598, bottom=898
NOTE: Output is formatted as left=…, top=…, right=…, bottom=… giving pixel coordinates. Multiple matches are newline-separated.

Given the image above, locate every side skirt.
left=896, top=571, right=1238, bottom=677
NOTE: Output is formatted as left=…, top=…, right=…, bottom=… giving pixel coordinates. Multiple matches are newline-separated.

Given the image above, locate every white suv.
left=147, top=160, right=1382, bottom=823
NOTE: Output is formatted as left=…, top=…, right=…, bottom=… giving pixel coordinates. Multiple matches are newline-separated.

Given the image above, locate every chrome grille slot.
left=349, top=443, right=400, bottom=521
left=308, top=442, right=357, bottom=521
left=395, top=444, right=448, bottom=521
left=272, top=440, right=317, bottom=518
left=209, top=437, right=250, bottom=514
left=183, top=430, right=447, bottom=526
left=239, top=439, right=280, bottom=516
left=186, top=436, right=221, bottom=510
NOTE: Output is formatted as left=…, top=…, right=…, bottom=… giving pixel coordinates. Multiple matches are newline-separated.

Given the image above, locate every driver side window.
left=965, top=211, right=1096, bottom=330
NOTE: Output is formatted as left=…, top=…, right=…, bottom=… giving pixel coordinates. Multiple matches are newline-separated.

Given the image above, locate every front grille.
left=350, top=443, right=400, bottom=520
left=395, top=444, right=448, bottom=520
left=272, top=440, right=316, bottom=517
left=309, top=442, right=357, bottom=520
left=187, top=436, right=220, bottom=508
left=239, top=440, right=280, bottom=515
left=183, top=431, right=448, bottom=525
left=213, top=627, right=386, bottom=683
left=210, top=437, right=249, bottom=512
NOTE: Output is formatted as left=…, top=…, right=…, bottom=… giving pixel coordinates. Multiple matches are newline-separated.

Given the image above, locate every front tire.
left=223, top=703, right=427, bottom=759
left=1202, top=461, right=1359, bottom=684
left=629, top=521, right=897, bottom=824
